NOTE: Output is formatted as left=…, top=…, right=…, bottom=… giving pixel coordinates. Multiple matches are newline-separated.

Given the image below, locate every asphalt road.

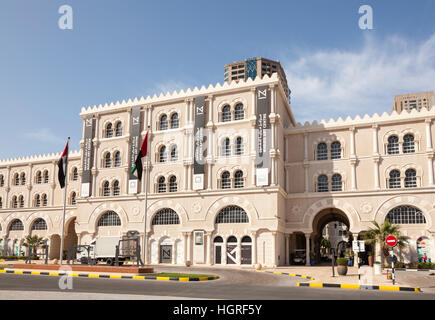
left=0, top=266, right=434, bottom=300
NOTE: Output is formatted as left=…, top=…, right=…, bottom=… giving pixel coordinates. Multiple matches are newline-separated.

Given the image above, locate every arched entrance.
left=311, top=208, right=352, bottom=265
left=241, top=236, right=252, bottom=265
left=226, top=236, right=237, bottom=265
left=64, top=217, right=78, bottom=253
left=214, top=236, right=223, bottom=264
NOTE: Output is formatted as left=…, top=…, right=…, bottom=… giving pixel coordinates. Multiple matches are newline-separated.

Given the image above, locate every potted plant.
left=367, top=251, right=374, bottom=267
left=336, top=258, right=348, bottom=275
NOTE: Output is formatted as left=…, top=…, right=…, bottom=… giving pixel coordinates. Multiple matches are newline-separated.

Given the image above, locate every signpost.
left=385, top=235, right=398, bottom=285
left=352, top=240, right=365, bottom=284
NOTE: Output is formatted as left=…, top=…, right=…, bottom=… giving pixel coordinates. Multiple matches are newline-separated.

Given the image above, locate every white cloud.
left=23, top=128, right=64, bottom=145
left=280, top=33, right=435, bottom=123
left=148, top=80, right=192, bottom=96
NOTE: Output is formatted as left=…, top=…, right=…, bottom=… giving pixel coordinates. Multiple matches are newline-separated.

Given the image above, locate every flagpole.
left=59, top=137, right=70, bottom=265
left=142, top=128, right=150, bottom=266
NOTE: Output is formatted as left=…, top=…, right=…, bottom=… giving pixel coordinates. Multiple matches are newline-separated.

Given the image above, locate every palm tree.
left=363, top=221, right=409, bottom=264
left=22, top=235, right=46, bottom=258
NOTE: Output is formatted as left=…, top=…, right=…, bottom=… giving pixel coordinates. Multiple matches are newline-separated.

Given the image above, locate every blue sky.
left=0, top=0, right=434, bottom=158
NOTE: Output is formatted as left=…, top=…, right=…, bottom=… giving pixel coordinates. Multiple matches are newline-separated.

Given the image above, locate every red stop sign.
left=385, top=235, right=397, bottom=247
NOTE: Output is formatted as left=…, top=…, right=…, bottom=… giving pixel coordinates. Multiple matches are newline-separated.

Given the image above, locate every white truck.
left=76, top=236, right=127, bottom=266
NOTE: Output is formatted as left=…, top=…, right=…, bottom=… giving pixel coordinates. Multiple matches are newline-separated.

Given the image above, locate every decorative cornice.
left=0, top=150, right=80, bottom=166
left=79, top=74, right=280, bottom=116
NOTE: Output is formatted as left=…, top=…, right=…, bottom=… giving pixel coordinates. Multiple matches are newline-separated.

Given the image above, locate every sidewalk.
left=262, top=265, right=412, bottom=287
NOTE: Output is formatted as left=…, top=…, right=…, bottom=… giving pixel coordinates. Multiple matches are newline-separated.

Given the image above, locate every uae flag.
left=58, top=139, right=69, bottom=188
left=131, top=131, right=148, bottom=181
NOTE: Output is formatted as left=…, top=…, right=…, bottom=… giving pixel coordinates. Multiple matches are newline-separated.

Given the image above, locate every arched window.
left=222, top=138, right=231, bottom=156
left=386, top=206, right=426, bottom=224
left=41, top=194, right=47, bottom=207
left=103, top=181, right=110, bottom=196
left=170, top=145, right=178, bottom=161
left=43, top=171, right=49, bottom=184
left=36, top=171, right=42, bottom=184
left=159, top=146, right=167, bottom=162
left=104, top=153, right=112, bottom=168
left=152, top=208, right=180, bottom=225
left=317, top=175, right=328, bottom=192
left=97, top=211, right=121, bottom=227
left=227, top=236, right=237, bottom=243
left=113, top=180, right=120, bottom=196
left=387, top=136, right=399, bottom=155
left=115, top=122, right=122, bottom=137
left=403, top=134, right=415, bottom=153
left=158, top=176, right=166, bottom=193
left=222, top=105, right=231, bottom=122
left=72, top=167, right=78, bottom=181
left=235, top=137, right=243, bottom=155
left=241, top=236, right=252, bottom=243
left=105, top=123, right=113, bottom=138
left=12, top=196, right=18, bottom=208
left=20, top=173, right=26, bottom=185
left=32, top=218, right=47, bottom=231
left=405, top=169, right=417, bottom=188
left=234, top=103, right=244, bottom=120
left=331, top=174, right=342, bottom=191
left=216, top=206, right=249, bottom=224
left=221, top=171, right=231, bottom=189
left=70, top=192, right=76, bottom=205
left=234, top=170, right=244, bottom=188
left=214, top=236, right=223, bottom=243
left=18, top=195, right=24, bottom=208
left=169, top=176, right=177, bottom=192
left=389, top=170, right=401, bottom=188
left=35, top=194, right=40, bottom=207
left=14, top=173, right=19, bottom=186
left=170, top=113, right=179, bottom=129
left=159, top=115, right=168, bottom=130
left=317, top=143, right=328, bottom=160
left=114, top=151, right=121, bottom=167
left=330, top=141, right=341, bottom=159
left=9, top=219, right=24, bottom=231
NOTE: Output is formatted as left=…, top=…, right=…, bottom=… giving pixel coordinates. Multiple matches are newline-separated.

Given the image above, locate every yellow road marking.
left=132, top=276, right=145, bottom=280
left=156, top=277, right=170, bottom=281
left=49, top=272, right=59, bottom=276
left=110, top=275, right=122, bottom=279
left=310, top=283, right=323, bottom=288
left=341, top=284, right=360, bottom=290
left=31, top=271, right=41, bottom=275
left=179, top=277, right=190, bottom=282
left=379, top=286, right=400, bottom=291
left=88, top=274, right=99, bottom=278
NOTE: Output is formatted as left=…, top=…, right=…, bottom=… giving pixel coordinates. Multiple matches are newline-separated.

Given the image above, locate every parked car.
left=293, top=249, right=306, bottom=265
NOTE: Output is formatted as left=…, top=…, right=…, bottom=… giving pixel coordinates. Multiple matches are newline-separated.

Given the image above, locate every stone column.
left=272, top=231, right=277, bottom=267
left=373, top=157, right=380, bottom=189
left=236, top=237, right=242, bottom=265
left=251, top=231, right=257, bottom=265
left=428, top=155, right=434, bottom=186
left=187, top=232, right=192, bottom=263
left=222, top=237, right=227, bottom=265
left=285, top=234, right=291, bottom=265
left=144, top=232, right=150, bottom=265
left=305, top=233, right=311, bottom=266
left=206, top=232, right=212, bottom=265
left=303, top=162, right=309, bottom=192
left=183, top=233, right=188, bottom=264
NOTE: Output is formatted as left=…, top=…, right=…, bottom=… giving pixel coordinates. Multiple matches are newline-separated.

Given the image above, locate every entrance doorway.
left=214, top=236, right=223, bottom=264
left=312, top=208, right=352, bottom=265
left=160, top=245, right=172, bottom=263
left=226, top=236, right=237, bottom=264
left=241, top=236, right=252, bottom=265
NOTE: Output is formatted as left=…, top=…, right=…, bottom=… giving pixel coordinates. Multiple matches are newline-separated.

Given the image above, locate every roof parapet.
left=0, top=150, right=80, bottom=166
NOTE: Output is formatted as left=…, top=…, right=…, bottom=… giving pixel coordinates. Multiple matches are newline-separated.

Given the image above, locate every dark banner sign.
left=128, top=107, right=142, bottom=194
left=256, top=86, right=271, bottom=186
left=81, top=115, right=95, bottom=197
left=193, top=96, right=206, bottom=190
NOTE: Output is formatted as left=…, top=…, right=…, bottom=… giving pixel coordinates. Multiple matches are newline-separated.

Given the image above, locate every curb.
left=0, top=269, right=219, bottom=282
left=256, top=270, right=315, bottom=280
left=296, top=282, right=421, bottom=292
left=384, top=268, right=435, bottom=273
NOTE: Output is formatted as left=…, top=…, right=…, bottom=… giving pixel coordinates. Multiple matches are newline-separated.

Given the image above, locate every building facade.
left=1, top=72, right=434, bottom=267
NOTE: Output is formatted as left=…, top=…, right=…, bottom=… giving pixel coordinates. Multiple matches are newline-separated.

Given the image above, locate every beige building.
left=0, top=71, right=434, bottom=267
left=392, top=91, right=434, bottom=113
